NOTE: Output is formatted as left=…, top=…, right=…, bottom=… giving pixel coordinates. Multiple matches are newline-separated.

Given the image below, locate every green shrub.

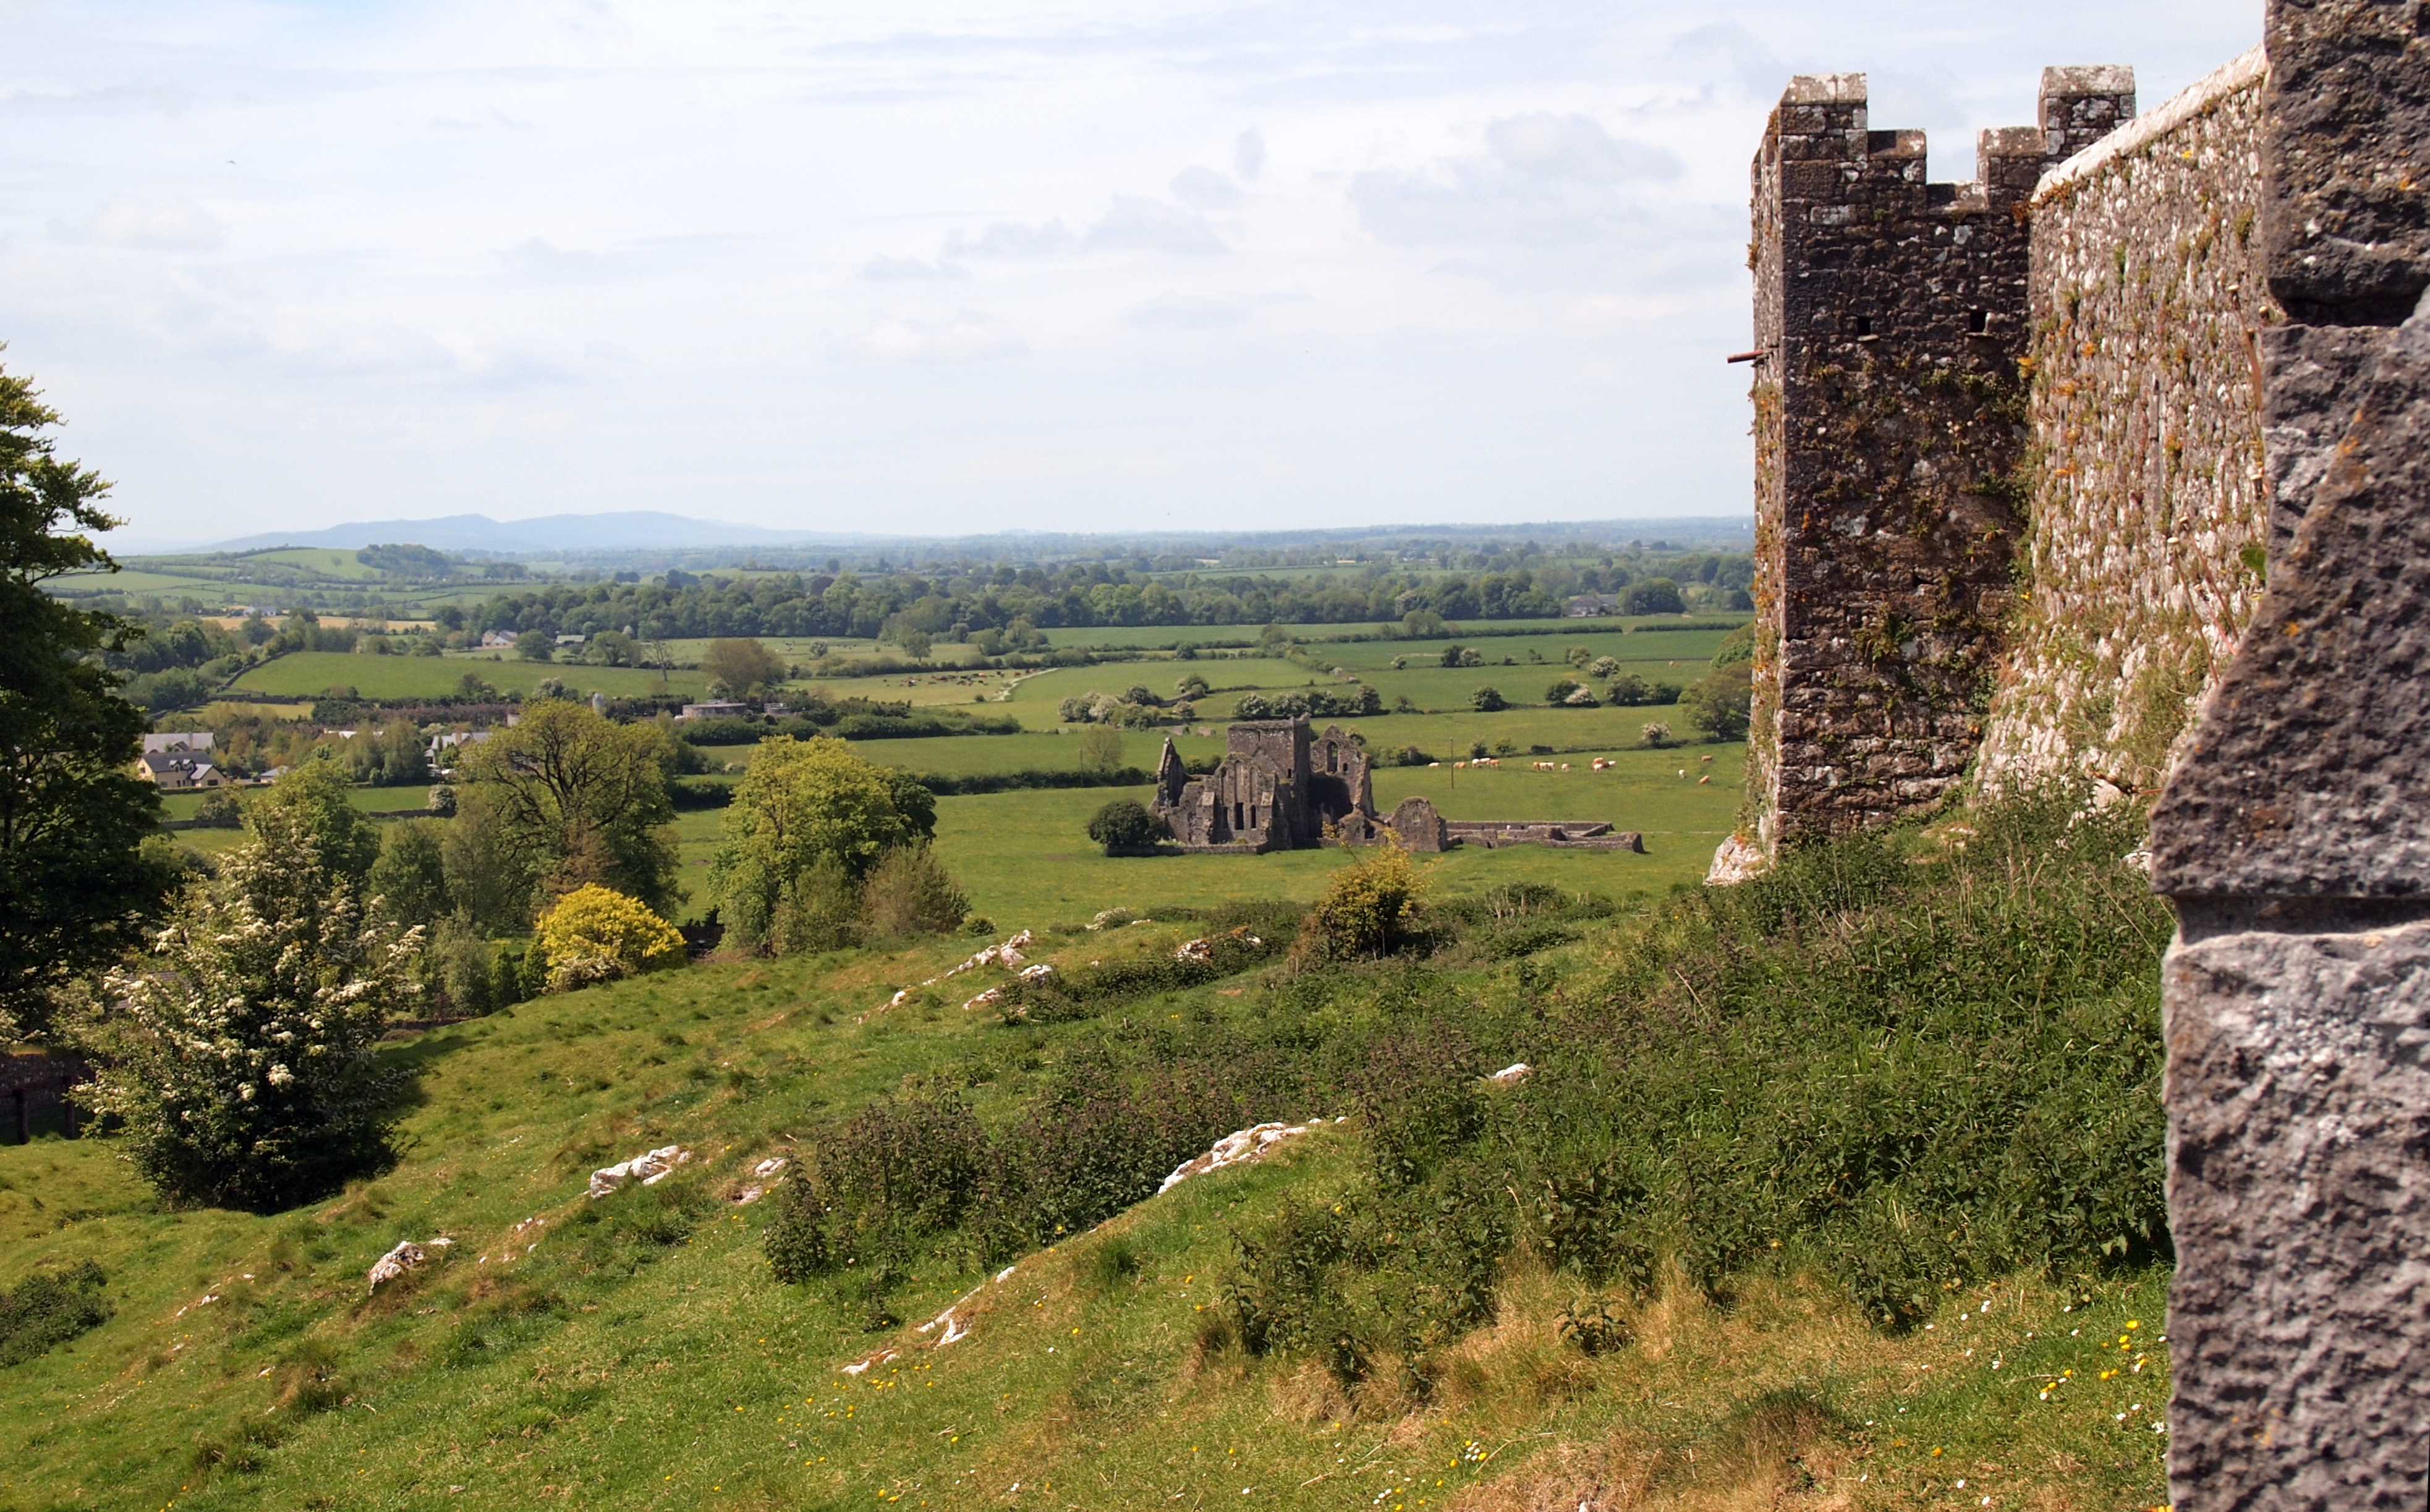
left=1298, top=844, right=1429, bottom=961
left=768, top=1091, right=993, bottom=1278
left=857, top=843, right=969, bottom=942
left=0, top=1260, right=111, bottom=1366
left=1085, top=799, right=1165, bottom=855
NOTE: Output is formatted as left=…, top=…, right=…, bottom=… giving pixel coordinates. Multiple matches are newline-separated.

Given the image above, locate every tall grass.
left=1223, top=788, right=2170, bottom=1388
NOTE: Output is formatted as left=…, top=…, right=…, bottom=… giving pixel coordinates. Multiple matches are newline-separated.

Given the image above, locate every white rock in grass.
left=1157, top=1119, right=1329, bottom=1195
left=367, top=1241, right=427, bottom=1291
left=589, top=1144, right=691, bottom=1199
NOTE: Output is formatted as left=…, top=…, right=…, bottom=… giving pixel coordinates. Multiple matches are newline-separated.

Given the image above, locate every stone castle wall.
left=1741, top=69, right=2133, bottom=854
left=1738, top=13, right=2430, bottom=1501
left=1975, top=50, right=2278, bottom=798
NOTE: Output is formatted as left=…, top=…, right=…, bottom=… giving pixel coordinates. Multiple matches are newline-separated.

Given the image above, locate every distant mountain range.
left=187, top=512, right=862, bottom=554
left=122, top=511, right=1754, bottom=561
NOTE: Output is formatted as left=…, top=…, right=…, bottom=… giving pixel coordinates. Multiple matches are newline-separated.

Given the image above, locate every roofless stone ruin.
left=1149, top=719, right=1642, bottom=854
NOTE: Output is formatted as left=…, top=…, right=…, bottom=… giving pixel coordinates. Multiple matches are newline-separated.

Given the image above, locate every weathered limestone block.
left=2164, top=910, right=2430, bottom=1508
left=2262, top=0, right=2430, bottom=325
left=2151, top=8, right=2430, bottom=1501
left=2150, top=291, right=2430, bottom=897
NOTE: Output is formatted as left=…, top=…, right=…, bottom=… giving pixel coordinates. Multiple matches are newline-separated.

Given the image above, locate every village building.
left=1565, top=592, right=1622, bottom=617
left=135, top=750, right=226, bottom=789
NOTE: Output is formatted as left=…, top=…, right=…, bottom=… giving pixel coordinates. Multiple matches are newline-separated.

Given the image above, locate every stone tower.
left=1738, top=67, right=2134, bottom=858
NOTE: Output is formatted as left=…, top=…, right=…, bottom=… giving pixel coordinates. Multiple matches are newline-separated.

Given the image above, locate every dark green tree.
left=247, top=754, right=382, bottom=888
left=0, top=359, right=176, bottom=1037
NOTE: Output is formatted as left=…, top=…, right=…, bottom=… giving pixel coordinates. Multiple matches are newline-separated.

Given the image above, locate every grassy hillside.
left=2, top=797, right=2172, bottom=1512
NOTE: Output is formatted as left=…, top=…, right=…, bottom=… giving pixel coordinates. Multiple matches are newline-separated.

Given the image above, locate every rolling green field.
left=657, top=742, right=1744, bottom=924
left=1034, top=614, right=1743, bottom=650
left=0, top=841, right=2170, bottom=1512
left=229, top=652, right=705, bottom=702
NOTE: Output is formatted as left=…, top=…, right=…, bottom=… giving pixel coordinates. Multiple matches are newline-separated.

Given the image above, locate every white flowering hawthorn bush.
left=85, top=806, right=423, bottom=1210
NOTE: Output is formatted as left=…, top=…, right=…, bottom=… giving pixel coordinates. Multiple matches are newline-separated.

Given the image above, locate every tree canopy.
left=708, top=736, right=937, bottom=951
left=0, top=357, right=176, bottom=1037
left=454, top=700, right=682, bottom=919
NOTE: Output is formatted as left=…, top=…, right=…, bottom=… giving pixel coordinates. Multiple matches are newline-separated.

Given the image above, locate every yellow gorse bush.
left=534, top=885, right=686, bottom=993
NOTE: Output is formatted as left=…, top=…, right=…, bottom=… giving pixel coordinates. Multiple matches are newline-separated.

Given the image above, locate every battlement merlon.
left=2040, top=65, right=2137, bottom=160
left=1764, top=69, right=2134, bottom=215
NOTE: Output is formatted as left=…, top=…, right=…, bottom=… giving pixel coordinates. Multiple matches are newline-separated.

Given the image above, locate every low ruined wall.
left=1976, top=49, right=2275, bottom=797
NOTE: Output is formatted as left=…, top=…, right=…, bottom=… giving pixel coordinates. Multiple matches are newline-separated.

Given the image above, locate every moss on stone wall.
left=1976, top=67, right=2276, bottom=799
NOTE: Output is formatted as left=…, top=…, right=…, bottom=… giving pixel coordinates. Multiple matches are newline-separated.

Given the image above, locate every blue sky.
left=1, top=0, right=2263, bottom=546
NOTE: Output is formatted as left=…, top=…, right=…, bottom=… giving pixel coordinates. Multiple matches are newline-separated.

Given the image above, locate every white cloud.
left=0, top=0, right=2266, bottom=538
left=1085, top=196, right=1225, bottom=255
left=838, top=309, right=1025, bottom=361
left=1350, top=113, right=1680, bottom=248
left=943, top=218, right=1081, bottom=260
left=1233, top=129, right=1267, bottom=181
left=49, top=199, right=226, bottom=250
left=1170, top=165, right=1241, bottom=210
left=860, top=254, right=969, bottom=281
left=1121, top=294, right=1249, bottom=331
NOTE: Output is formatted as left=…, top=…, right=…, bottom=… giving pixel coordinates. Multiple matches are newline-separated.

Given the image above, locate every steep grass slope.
left=0, top=811, right=2172, bottom=1512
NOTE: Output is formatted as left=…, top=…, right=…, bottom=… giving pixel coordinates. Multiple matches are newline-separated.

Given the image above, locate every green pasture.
left=156, top=786, right=435, bottom=823
left=244, top=548, right=393, bottom=581
left=0, top=855, right=2168, bottom=1512
left=231, top=652, right=704, bottom=702
left=1034, top=614, right=1743, bottom=650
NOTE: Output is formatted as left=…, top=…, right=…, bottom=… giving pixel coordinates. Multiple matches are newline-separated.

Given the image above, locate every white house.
left=137, top=751, right=227, bottom=789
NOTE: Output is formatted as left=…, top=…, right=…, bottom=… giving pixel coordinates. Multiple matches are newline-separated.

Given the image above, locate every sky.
left=1, top=0, right=2264, bottom=548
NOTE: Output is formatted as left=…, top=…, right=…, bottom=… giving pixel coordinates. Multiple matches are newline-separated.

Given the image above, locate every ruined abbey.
left=1150, top=720, right=1447, bottom=852
left=1148, top=719, right=1644, bottom=856
left=1728, top=9, right=2430, bottom=1503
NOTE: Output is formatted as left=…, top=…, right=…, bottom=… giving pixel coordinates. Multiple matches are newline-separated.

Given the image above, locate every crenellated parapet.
left=1738, top=67, right=2132, bottom=860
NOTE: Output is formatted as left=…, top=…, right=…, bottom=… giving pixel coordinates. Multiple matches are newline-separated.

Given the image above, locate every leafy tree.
left=247, top=754, right=382, bottom=887
left=367, top=819, right=452, bottom=930
left=1469, top=686, right=1508, bottom=713
left=857, top=844, right=969, bottom=941
left=1438, top=643, right=1467, bottom=669
left=1711, top=623, right=1756, bottom=668
left=702, top=637, right=785, bottom=700
left=1074, top=724, right=1126, bottom=774
left=80, top=805, right=421, bottom=1210
left=1544, top=679, right=1582, bottom=705
left=1086, top=799, right=1164, bottom=855
left=0, top=359, right=177, bottom=1037
left=455, top=700, right=683, bottom=916
left=583, top=629, right=638, bottom=667
left=1623, top=577, right=1685, bottom=616
left=514, top=629, right=554, bottom=661
left=194, top=788, right=245, bottom=829
left=1681, top=661, right=1753, bottom=741
left=707, top=736, right=937, bottom=952
left=532, top=885, right=684, bottom=993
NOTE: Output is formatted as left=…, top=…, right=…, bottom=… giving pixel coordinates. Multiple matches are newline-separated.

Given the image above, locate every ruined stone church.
left=1150, top=719, right=1446, bottom=853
